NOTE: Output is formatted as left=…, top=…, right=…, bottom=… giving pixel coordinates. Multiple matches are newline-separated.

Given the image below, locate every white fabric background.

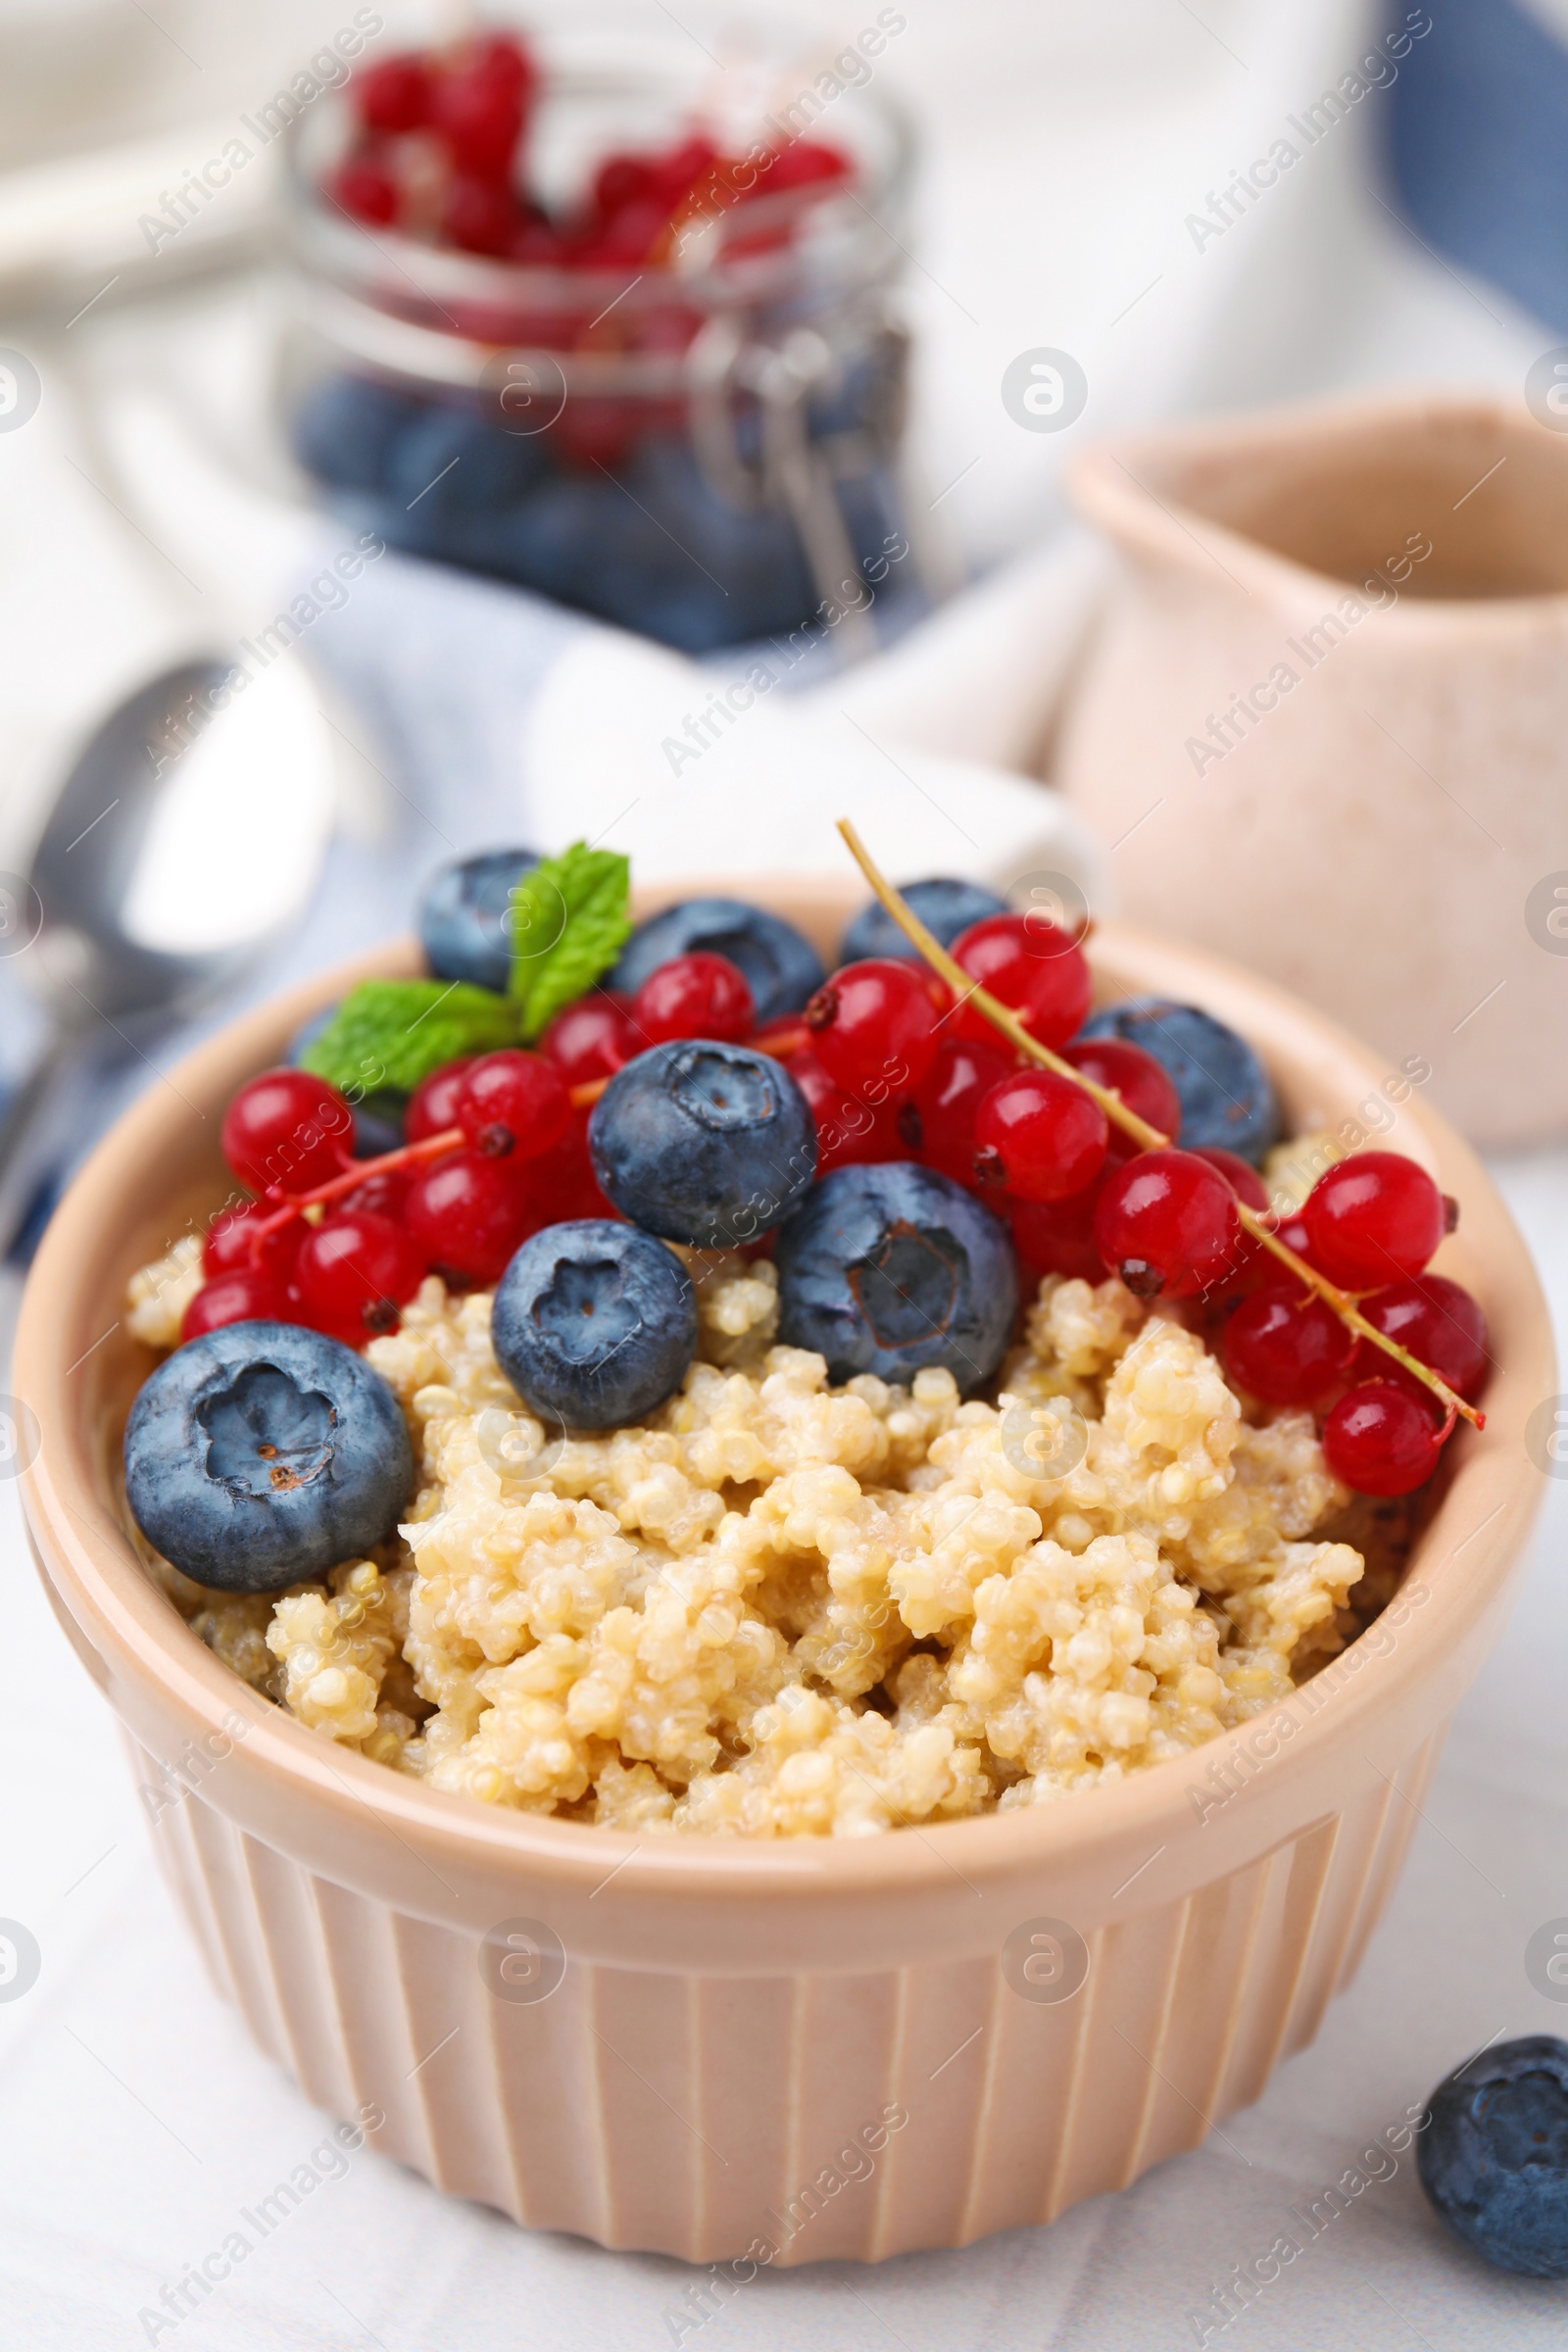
left=2, top=3, right=1566, bottom=2344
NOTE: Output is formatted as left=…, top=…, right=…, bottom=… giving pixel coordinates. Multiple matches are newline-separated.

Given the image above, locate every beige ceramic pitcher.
left=1057, top=391, right=1568, bottom=1146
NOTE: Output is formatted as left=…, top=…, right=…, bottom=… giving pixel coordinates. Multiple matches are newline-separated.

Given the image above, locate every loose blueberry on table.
left=118, top=837, right=1491, bottom=1834
left=1420, top=2036, right=1568, bottom=2276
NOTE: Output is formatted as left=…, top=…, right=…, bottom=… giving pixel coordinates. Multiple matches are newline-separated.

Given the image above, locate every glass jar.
left=276, top=15, right=922, bottom=660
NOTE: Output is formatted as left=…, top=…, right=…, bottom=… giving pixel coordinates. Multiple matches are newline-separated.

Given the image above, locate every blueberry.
left=836, top=463, right=908, bottom=578
left=840, top=878, right=1010, bottom=966
left=123, top=1321, right=414, bottom=1593
left=288, top=1007, right=406, bottom=1157
left=418, top=847, right=540, bottom=995
left=492, top=1219, right=698, bottom=1427
left=1418, top=2034, right=1568, bottom=2276
left=291, top=374, right=428, bottom=493
left=612, top=438, right=816, bottom=647
left=484, top=474, right=641, bottom=609
left=386, top=402, right=552, bottom=566
left=589, top=1041, right=816, bottom=1248
left=1076, top=998, right=1280, bottom=1165
left=806, top=355, right=884, bottom=441
left=774, top=1162, right=1017, bottom=1393
left=609, top=898, right=824, bottom=1024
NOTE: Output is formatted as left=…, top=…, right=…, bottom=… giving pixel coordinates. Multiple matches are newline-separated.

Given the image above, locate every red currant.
left=650, top=135, right=718, bottom=206
left=632, top=952, right=754, bottom=1046
left=1181, top=1149, right=1271, bottom=1302
left=909, top=1036, right=1014, bottom=1185
left=356, top=55, right=432, bottom=133
left=467, top=29, right=536, bottom=96
left=1222, top=1283, right=1358, bottom=1405
left=204, top=1199, right=304, bottom=1284
left=950, top=913, right=1093, bottom=1051
left=526, top=1113, right=617, bottom=1224
left=806, top=958, right=943, bottom=1091
left=442, top=173, right=519, bottom=255
left=584, top=199, right=668, bottom=265
left=406, top=1058, right=471, bottom=1143
left=1205, top=1206, right=1318, bottom=1308
left=593, top=152, right=657, bottom=214
left=1355, top=1273, right=1490, bottom=1403
left=1323, top=1381, right=1447, bottom=1496
left=403, top=1150, right=534, bottom=1286
left=1273, top=1211, right=1319, bottom=1270
left=330, top=154, right=399, bottom=226
left=539, top=994, right=637, bottom=1085
left=1301, top=1152, right=1450, bottom=1288
left=509, top=217, right=568, bottom=267
left=789, top=1049, right=906, bottom=1172
left=1008, top=1184, right=1107, bottom=1285
left=1191, top=1146, right=1269, bottom=1211
left=1093, top=1148, right=1240, bottom=1298
left=972, top=1069, right=1108, bottom=1203
left=222, top=1069, right=354, bottom=1198
left=182, top=1268, right=291, bottom=1342
left=293, top=1209, right=426, bottom=1346
left=431, top=62, right=524, bottom=178
left=331, top=1166, right=409, bottom=1222
left=456, top=1050, right=570, bottom=1161
left=1063, top=1037, right=1180, bottom=1162
left=755, top=138, right=851, bottom=192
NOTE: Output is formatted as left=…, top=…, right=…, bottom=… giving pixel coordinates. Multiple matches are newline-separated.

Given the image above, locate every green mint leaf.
left=508, top=841, right=632, bottom=1040
left=299, top=978, right=519, bottom=1097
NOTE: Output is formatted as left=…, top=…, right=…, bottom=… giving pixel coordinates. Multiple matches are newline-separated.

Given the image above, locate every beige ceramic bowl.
left=14, top=881, right=1552, bottom=2266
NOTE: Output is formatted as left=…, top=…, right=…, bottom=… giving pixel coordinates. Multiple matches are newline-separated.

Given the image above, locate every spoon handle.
left=0, top=1023, right=121, bottom=1262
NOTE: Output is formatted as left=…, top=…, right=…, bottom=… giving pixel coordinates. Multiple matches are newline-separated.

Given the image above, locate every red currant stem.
left=835, top=816, right=1486, bottom=1435
left=1236, top=1211, right=1483, bottom=1428
left=834, top=818, right=1170, bottom=1148
left=245, top=1126, right=466, bottom=1259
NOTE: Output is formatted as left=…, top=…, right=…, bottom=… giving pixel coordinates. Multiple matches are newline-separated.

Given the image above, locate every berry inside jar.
left=120, top=836, right=1489, bottom=1837
left=283, top=19, right=918, bottom=654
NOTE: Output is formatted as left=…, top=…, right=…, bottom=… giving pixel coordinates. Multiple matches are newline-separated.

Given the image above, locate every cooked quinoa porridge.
left=116, top=847, right=1480, bottom=1837
left=125, top=1233, right=1405, bottom=1838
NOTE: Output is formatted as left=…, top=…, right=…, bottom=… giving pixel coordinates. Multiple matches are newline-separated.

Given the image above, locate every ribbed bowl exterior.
left=18, top=891, right=1549, bottom=2267
left=140, top=1727, right=1439, bottom=2261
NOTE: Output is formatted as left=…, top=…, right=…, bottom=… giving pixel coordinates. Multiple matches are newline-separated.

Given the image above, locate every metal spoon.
left=0, top=651, right=334, bottom=1256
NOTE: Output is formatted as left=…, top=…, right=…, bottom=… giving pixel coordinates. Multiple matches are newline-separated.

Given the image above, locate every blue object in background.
left=290, top=374, right=923, bottom=655
left=1387, top=0, right=1568, bottom=331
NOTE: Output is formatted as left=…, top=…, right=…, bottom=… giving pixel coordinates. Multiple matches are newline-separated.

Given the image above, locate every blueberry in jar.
left=1076, top=997, right=1280, bottom=1165
left=588, top=1040, right=817, bottom=1247
left=613, top=438, right=816, bottom=650
left=418, top=847, right=541, bottom=994
left=485, top=473, right=646, bottom=611
left=774, top=1162, right=1017, bottom=1392
left=1418, top=2034, right=1568, bottom=2276
left=492, top=1219, right=698, bottom=1427
left=385, top=401, right=553, bottom=566
left=291, top=373, right=429, bottom=494
left=840, top=877, right=1009, bottom=966
left=123, top=1322, right=414, bottom=1592
left=609, top=898, right=824, bottom=1024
